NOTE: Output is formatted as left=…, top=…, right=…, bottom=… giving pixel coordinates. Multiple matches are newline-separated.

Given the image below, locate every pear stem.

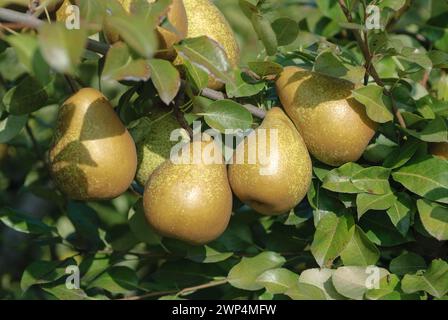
left=337, top=0, right=407, bottom=129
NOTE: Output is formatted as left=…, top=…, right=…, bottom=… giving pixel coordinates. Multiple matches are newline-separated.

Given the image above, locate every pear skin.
left=49, top=88, right=137, bottom=200
left=143, top=139, right=232, bottom=245
left=276, top=66, right=377, bottom=166
left=430, top=142, right=448, bottom=160
left=228, top=107, right=312, bottom=215
left=179, top=0, right=240, bottom=90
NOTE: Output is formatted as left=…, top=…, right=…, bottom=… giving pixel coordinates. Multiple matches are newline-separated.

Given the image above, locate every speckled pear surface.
left=49, top=88, right=137, bottom=200
left=136, top=107, right=181, bottom=185
left=228, top=107, right=312, bottom=215
left=276, top=66, right=377, bottom=166
left=430, top=142, right=448, bottom=160
left=143, top=139, right=232, bottom=245
left=182, top=0, right=240, bottom=89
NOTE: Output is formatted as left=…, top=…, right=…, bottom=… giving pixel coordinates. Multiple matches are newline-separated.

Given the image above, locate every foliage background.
left=0, top=0, right=448, bottom=300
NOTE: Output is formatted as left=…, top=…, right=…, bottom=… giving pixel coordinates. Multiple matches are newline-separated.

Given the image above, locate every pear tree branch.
left=337, top=0, right=407, bottom=129
left=0, top=7, right=266, bottom=119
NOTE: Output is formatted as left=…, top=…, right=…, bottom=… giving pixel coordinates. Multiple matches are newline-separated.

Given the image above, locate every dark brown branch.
left=337, top=0, right=406, bottom=129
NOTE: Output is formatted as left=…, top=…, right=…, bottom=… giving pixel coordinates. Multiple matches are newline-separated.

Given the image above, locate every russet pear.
left=49, top=88, right=137, bottom=200
left=430, top=142, right=448, bottom=160
left=276, top=66, right=377, bottom=166
left=228, top=107, right=312, bottom=215
left=143, top=139, right=232, bottom=245
left=179, top=0, right=240, bottom=90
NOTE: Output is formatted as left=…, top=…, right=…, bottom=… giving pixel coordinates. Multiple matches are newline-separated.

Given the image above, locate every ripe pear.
left=135, top=107, right=183, bottom=186
left=143, top=139, right=232, bottom=245
left=179, top=0, right=240, bottom=90
left=103, top=0, right=188, bottom=59
left=430, top=142, right=448, bottom=160
left=276, top=66, right=377, bottom=166
left=228, top=107, right=312, bottom=215
left=49, top=88, right=137, bottom=200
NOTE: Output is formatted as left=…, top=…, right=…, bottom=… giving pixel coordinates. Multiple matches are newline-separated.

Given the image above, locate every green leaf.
left=256, top=268, right=299, bottom=294
left=310, top=212, right=355, bottom=267
left=148, top=59, right=181, bottom=105
left=21, top=259, right=75, bottom=292
left=38, top=22, right=87, bottom=74
left=128, top=200, right=162, bottom=246
left=392, top=156, right=448, bottom=204
left=271, top=18, right=299, bottom=46
left=386, top=192, right=414, bottom=236
left=322, top=162, right=364, bottom=193
left=390, top=252, right=427, bottom=276
left=250, top=13, right=278, bottom=56
left=365, top=274, right=401, bottom=300
left=3, top=76, right=49, bottom=115
left=42, top=284, right=91, bottom=300
left=383, top=138, right=421, bottom=169
left=183, top=59, right=209, bottom=90
left=351, top=85, right=394, bottom=123
left=402, top=259, right=448, bottom=298
left=226, top=70, right=265, bottom=98
left=356, top=192, right=396, bottom=218
left=340, top=226, right=380, bottom=267
left=313, top=50, right=365, bottom=84
left=351, top=166, right=391, bottom=195
left=200, top=99, right=253, bottom=133
left=299, top=268, right=346, bottom=300
left=186, top=246, right=233, bottom=264
left=175, top=36, right=234, bottom=85
left=332, top=266, right=390, bottom=300
left=228, top=252, right=286, bottom=291
left=248, top=61, right=283, bottom=78
left=88, top=266, right=139, bottom=294
left=0, top=114, right=27, bottom=143
left=102, top=42, right=151, bottom=82
left=106, top=15, right=157, bottom=58
left=284, top=282, right=327, bottom=300
left=0, top=207, right=55, bottom=235
left=308, top=181, right=345, bottom=225
left=417, top=199, right=448, bottom=241
left=402, top=117, right=448, bottom=143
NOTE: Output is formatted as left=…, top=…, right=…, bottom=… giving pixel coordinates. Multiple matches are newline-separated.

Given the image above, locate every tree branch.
left=337, top=0, right=406, bottom=129
left=121, top=279, right=228, bottom=300
left=0, top=7, right=266, bottom=119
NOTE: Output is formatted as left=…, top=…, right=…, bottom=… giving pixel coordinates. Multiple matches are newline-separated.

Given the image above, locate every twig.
left=121, top=279, right=228, bottom=300
left=64, top=75, right=80, bottom=93
left=337, top=0, right=406, bottom=129
left=0, top=7, right=110, bottom=55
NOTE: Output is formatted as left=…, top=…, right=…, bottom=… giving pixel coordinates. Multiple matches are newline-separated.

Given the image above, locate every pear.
left=143, top=138, right=232, bottom=245
left=135, top=107, right=183, bottom=186
left=49, top=88, right=137, bottom=200
left=0, top=144, right=8, bottom=163
left=179, top=0, right=240, bottom=90
left=228, top=107, right=312, bottom=215
left=276, top=66, right=377, bottom=166
left=430, top=142, right=448, bottom=160
left=103, top=0, right=188, bottom=59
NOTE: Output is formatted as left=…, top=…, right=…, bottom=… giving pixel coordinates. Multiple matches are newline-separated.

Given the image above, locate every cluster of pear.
left=46, top=0, right=447, bottom=246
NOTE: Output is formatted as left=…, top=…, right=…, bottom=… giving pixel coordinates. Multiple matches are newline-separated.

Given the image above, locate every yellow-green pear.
left=276, top=66, right=377, bottom=166
left=136, top=107, right=184, bottom=186
left=228, top=107, right=312, bottom=215
left=430, top=142, right=448, bottom=160
left=179, top=0, right=240, bottom=90
left=49, top=88, right=137, bottom=200
left=143, top=139, right=232, bottom=245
